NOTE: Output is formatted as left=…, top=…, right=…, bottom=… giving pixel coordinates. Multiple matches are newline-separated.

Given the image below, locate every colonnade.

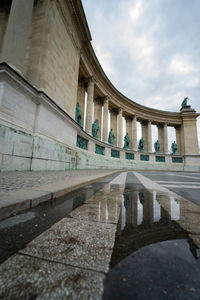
left=76, top=77, right=185, bottom=154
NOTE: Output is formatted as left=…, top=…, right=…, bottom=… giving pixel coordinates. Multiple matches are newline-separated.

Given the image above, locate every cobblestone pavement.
left=0, top=170, right=117, bottom=193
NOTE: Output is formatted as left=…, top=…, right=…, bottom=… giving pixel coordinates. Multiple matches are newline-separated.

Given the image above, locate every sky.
left=82, top=0, right=200, bottom=151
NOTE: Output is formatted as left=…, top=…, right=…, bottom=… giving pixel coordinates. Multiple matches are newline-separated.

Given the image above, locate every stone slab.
left=70, top=187, right=122, bottom=224
left=0, top=254, right=105, bottom=300
left=20, top=217, right=116, bottom=273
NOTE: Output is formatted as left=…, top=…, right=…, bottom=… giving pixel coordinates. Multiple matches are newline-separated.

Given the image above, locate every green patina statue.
left=154, top=139, right=160, bottom=153
left=124, top=133, right=130, bottom=149
left=108, top=128, right=115, bottom=144
left=138, top=137, right=144, bottom=151
left=171, top=141, right=178, bottom=155
left=75, top=102, right=82, bottom=127
left=181, top=97, right=189, bottom=108
left=92, top=119, right=100, bottom=138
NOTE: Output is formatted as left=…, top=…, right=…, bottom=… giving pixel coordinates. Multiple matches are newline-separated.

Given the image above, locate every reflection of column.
left=153, top=191, right=161, bottom=222
left=94, top=98, right=103, bottom=139
left=163, top=123, right=168, bottom=154
left=126, top=117, right=133, bottom=149
left=85, top=77, right=94, bottom=135
left=131, top=191, right=138, bottom=228
left=103, top=97, right=109, bottom=142
left=1, top=0, right=34, bottom=73
left=77, top=80, right=85, bottom=127
left=133, top=115, right=137, bottom=151
left=147, top=121, right=152, bottom=152
left=158, top=124, right=164, bottom=153
left=142, top=191, right=153, bottom=225
left=118, top=108, right=123, bottom=147
left=110, top=109, right=117, bottom=144
left=141, top=121, right=148, bottom=151
left=157, top=194, right=171, bottom=222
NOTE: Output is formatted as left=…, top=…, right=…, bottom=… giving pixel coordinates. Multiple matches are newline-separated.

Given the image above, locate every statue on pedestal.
left=92, top=119, right=100, bottom=138
left=75, top=102, right=82, bottom=128
left=171, top=141, right=178, bottom=155
left=108, top=128, right=115, bottom=145
left=124, top=133, right=130, bottom=149
left=181, top=97, right=190, bottom=109
left=154, top=140, right=160, bottom=153
left=138, top=137, right=144, bottom=151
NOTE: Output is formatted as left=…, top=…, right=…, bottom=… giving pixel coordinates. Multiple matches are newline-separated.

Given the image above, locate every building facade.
left=0, top=0, right=199, bottom=171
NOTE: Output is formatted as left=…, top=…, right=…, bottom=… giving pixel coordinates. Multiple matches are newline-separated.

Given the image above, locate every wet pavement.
left=0, top=171, right=200, bottom=299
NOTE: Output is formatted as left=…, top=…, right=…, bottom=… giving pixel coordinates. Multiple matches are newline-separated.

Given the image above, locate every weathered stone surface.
left=20, top=217, right=116, bottom=273
left=0, top=254, right=105, bottom=300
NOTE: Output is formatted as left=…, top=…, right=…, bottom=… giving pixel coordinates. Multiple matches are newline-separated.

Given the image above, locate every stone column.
left=85, top=77, right=94, bottom=135
left=117, top=108, right=123, bottom=148
left=163, top=123, right=168, bottom=154
left=175, top=125, right=183, bottom=154
left=157, top=124, right=164, bottom=153
left=76, top=80, right=85, bottom=128
left=125, top=117, right=133, bottom=149
left=94, top=98, right=103, bottom=139
left=132, top=115, right=137, bottom=151
left=141, top=121, right=148, bottom=151
left=103, top=97, right=109, bottom=143
left=181, top=108, right=199, bottom=155
left=147, top=120, right=152, bottom=152
left=0, top=3, right=10, bottom=56
left=110, top=109, right=117, bottom=145
left=0, top=0, right=34, bottom=74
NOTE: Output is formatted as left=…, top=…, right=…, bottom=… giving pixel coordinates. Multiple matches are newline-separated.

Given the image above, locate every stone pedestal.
left=181, top=108, right=199, bottom=155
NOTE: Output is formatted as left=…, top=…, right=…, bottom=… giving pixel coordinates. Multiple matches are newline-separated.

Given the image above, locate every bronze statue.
left=92, top=119, right=100, bottom=138
left=75, top=102, right=82, bottom=127
left=138, top=137, right=144, bottom=151
left=124, top=133, right=130, bottom=149
left=108, top=128, right=115, bottom=144
left=181, top=97, right=189, bottom=108
left=154, top=140, right=160, bottom=153
left=171, top=141, right=178, bottom=155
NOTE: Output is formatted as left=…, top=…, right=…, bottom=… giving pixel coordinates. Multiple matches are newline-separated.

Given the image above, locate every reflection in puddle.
left=104, top=186, right=200, bottom=299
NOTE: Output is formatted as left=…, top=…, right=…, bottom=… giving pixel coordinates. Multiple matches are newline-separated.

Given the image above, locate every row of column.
left=77, top=77, right=183, bottom=154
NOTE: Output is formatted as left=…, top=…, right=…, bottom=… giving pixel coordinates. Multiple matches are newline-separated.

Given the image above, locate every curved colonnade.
left=0, top=0, right=199, bottom=171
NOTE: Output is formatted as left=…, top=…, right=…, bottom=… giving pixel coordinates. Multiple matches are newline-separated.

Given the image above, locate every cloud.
left=169, top=55, right=197, bottom=74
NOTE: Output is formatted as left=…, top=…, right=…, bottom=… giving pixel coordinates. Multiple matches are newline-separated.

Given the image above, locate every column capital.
left=103, top=95, right=110, bottom=104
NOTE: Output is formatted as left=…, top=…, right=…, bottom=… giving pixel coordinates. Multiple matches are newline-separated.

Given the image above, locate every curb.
left=0, top=171, right=120, bottom=221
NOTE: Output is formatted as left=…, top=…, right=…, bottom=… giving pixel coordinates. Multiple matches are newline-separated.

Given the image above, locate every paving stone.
left=20, top=217, right=116, bottom=273
left=0, top=254, right=105, bottom=300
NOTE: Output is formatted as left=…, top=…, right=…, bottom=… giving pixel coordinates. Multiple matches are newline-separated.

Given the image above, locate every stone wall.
left=26, top=0, right=80, bottom=119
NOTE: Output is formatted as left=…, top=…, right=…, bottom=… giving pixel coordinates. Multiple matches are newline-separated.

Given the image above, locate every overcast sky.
left=82, top=0, right=200, bottom=149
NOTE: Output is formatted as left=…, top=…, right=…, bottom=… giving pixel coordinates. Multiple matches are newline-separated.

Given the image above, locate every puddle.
left=0, top=173, right=119, bottom=263
left=103, top=187, right=200, bottom=300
